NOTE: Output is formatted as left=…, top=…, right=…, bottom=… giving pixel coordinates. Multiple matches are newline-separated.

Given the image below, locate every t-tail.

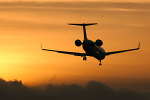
left=68, top=23, right=97, bottom=40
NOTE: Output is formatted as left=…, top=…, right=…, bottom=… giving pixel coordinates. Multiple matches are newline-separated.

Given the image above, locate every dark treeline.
left=0, top=78, right=149, bottom=100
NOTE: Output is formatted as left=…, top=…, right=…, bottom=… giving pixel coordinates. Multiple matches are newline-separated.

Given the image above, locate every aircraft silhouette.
left=41, top=23, right=140, bottom=65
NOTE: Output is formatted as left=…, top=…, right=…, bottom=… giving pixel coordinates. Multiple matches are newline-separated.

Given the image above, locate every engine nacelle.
left=75, top=39, right=82, bottom=46
left=95, top=39, right=103, bottom=46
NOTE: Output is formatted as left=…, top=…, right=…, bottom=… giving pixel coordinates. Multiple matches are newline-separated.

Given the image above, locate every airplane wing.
left=41, top=45, right=86, bottom=57
left=105, top=42, right=140, bottom=56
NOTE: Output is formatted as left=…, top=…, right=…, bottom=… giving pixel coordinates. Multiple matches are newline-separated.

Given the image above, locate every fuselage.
left=82, top=39, right=106, bottom=60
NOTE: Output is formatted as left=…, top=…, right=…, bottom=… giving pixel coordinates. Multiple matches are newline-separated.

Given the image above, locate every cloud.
left=0, top=78, right=149, bottom=100
left=102, top=8, right=138, bottom=12
left=0, top=1, right=149, bottom=30
left=0, top=1, right=150, bottom=11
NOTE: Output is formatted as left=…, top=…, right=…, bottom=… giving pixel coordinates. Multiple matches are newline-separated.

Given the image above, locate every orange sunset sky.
left=0, top=0, right=150, bottom=90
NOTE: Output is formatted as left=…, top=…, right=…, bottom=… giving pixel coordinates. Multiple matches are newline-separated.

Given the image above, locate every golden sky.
left=0, top=0, right=150, bottom=2
left=0, top=1, right=150, bottom=90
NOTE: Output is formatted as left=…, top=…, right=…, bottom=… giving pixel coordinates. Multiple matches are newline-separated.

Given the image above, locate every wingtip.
left=93, top=23, right=98, bottom=25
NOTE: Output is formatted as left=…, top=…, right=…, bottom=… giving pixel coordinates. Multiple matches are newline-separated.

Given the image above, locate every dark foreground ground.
left=0, top=78, right=149, bottom=100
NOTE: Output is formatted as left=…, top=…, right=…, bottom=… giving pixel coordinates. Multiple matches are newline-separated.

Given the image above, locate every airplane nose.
left=83, top=40, right=95, bottom=46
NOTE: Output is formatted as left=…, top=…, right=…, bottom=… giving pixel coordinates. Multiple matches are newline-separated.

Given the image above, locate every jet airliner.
left=41, top=23, right=140, bottom=65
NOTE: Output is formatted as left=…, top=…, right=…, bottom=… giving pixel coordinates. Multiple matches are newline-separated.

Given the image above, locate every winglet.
left=138, top=42, right=140, bottom=49
left=40, top=43, right=43, bottom=50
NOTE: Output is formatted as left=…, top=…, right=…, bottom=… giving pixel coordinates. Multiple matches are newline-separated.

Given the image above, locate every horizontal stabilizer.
left=68, top=23, right=97, bottom=26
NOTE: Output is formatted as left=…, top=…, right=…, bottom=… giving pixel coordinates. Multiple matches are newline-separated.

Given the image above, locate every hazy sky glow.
left=0, top=0, right=150, bottom=2
left=0, top=1, right=150, bottom=92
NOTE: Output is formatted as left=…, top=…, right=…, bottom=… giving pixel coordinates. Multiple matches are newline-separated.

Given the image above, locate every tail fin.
left=68, top=23, right=97, bottom=40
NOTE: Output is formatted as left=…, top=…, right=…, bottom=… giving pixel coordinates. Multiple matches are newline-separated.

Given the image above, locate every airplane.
left=41, top=23, right=140, bottom=65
